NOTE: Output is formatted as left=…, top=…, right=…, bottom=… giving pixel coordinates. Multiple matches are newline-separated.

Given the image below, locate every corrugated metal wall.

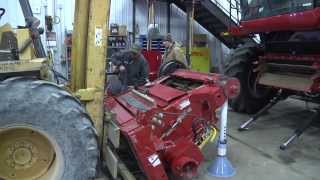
left=110, top=0, right=227, bottom=69
left=1, top=0, right=228, bottom=73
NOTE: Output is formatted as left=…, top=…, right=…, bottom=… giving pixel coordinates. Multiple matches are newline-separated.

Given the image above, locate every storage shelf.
left=108, top=35, right=127, bottom=37
left=107, top=47, right=126, bottom=49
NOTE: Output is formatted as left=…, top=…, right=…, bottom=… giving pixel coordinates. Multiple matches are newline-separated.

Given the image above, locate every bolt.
left=10, top=163, right=15, bottom=168
left=157, top=119, right=162, bottom=126
left=158, top=113, right=164, bottom=118
left=8, top=147, right=14, bottom=153
left=152, top=117, right=157, bottom=123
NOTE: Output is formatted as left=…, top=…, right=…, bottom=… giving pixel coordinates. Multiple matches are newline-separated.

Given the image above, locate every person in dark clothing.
left=107, top=44, right=149, bottom=95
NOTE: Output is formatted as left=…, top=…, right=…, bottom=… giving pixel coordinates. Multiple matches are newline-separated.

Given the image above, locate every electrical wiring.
left=198, top=126, right=217, bottom=149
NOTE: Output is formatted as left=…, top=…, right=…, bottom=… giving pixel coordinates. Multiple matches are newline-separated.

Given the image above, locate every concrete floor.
left=195, top=98, right=320, bottom=180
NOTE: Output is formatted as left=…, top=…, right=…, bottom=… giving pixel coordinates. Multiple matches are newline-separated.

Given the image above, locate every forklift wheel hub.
left=0, top=127, right=63, bottom=180
left=12, top=146, right=33, bottom=167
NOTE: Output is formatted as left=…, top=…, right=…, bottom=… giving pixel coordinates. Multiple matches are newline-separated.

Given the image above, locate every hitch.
left=238, top=90, right=285, bottom=131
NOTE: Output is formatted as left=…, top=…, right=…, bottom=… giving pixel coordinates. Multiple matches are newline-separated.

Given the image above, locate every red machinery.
left=225, top=0, right=320, bottom=149
left=105, top=69, right=239, bottom=180
left=142, top=50, right=162, bottom=81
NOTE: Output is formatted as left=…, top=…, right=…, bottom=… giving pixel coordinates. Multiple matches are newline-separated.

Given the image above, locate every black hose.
left=51, top=68, right=68, bottom=83
left=0, top=8, right=5, bottom=19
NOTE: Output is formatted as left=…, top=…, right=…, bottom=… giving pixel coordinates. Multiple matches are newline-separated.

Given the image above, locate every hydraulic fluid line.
left=199, top=127, right=217, bottom=149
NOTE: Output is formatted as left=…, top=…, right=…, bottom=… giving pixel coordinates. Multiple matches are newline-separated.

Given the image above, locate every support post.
left=208, top=101, right=236, bottom=177
left=280, top=109, right=320, bottom=150
left=132, top=0, right=136, bottom=43
left=85, top=0, right=110, bottom=144
left=238, top=90, right=283, bottom=131
left=71, top=0, right=90, bottom=91
left=166, top=1, right=171, bottom=34
left=185, top=1, right=194, bottom=66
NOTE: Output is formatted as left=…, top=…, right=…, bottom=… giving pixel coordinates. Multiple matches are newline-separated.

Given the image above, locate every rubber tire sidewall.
left=0, top=78, right=99, bottom=180
left=158, top=60, right=187, bottom=77
left=225, top=48, right=275, bottom=114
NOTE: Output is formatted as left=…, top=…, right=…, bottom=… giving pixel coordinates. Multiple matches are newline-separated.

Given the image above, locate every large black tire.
left=224, top=46, right=275, bottom=114
left=0, top=77, right=99, bottom=180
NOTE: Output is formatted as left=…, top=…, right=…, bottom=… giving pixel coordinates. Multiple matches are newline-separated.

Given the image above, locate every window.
left=241, top=0, right=314, bottom=20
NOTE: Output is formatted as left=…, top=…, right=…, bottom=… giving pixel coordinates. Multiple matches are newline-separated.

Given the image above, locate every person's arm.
left=135, top=56, right=149, bottom=86
left=173, top=47, right=188, bottom=67
left=142, top=57, right=149, bottom=81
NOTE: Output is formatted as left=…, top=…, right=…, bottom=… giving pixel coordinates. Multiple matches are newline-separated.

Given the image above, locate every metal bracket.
left=105, top=112, right=120, bottom=148
left=75, top=88, right=97, bottom=101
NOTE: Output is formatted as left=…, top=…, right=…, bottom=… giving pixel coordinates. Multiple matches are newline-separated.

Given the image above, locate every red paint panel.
left=148, top=84, right=186, bottom=102
left=105, top=97, right=134, bottom=125
left=172, top=69, right=220, bottom=82
left=127, top=127, right=168, bottom=180
left=230, top=8, right=320, bottom=36
left=142, top=50, right=162, bottom=81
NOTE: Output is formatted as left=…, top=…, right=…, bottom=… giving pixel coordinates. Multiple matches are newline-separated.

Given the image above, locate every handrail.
left=210, top=0, right=260, bottom=43
left=210, top=0, right=241, bottom=24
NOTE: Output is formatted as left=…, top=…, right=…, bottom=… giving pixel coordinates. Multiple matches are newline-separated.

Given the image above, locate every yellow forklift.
left=0, top=0, right=110, bottom=179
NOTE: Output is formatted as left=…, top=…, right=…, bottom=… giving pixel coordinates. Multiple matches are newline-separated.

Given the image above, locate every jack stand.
left=280, top=109, right=320, bottom=150
left=208, top=101, right=236, bottom=177
left=239, top=90, right=284, bottom=131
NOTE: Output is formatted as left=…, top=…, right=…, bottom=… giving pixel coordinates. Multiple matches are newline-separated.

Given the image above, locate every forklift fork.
left=280, top=108, right=320, bottom=150
left=238, top=90, right=284, bottom=131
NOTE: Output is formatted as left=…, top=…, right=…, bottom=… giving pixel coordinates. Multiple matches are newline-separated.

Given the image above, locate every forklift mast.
left=71, top=0, right=110, bottom=141
left=19, top=0, right=46, bottom=58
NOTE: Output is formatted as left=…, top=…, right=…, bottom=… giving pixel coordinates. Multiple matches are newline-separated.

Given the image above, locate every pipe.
left=186, top=1, right=194, bottom=66
left=186, top=5, right=191, bottom=66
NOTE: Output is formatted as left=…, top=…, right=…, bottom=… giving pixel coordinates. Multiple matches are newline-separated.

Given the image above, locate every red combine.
left=225, top=0, right=320, bottom=149
left=104, top=69, right=239, bottom=180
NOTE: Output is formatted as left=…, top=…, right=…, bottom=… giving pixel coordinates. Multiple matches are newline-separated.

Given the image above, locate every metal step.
left=171, top=0, right=256, bottom=48
left=259, top=72, right=314, bottom=92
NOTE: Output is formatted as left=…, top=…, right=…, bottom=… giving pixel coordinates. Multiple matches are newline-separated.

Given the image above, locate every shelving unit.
left=107, top=35, right=128, bottom=60
left=64, top=32, right=72, bottom=80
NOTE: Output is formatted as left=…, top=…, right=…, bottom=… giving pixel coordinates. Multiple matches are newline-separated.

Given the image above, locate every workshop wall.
left=110, top=0, right=228, bottom=71
left=0, top=0, right=228, bottom=75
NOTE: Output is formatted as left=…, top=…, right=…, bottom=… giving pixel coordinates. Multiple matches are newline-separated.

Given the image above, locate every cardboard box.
left=193, top=34, right=208, bottom=47
left=118, top=25, right=127, bottom=36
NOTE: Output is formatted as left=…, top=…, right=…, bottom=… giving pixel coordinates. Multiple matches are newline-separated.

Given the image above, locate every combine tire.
left=225, top=47, right=274, bottom=114
left=158, top=60, right=187, bottom=77
left=0, top=78, right=98, bottom=180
